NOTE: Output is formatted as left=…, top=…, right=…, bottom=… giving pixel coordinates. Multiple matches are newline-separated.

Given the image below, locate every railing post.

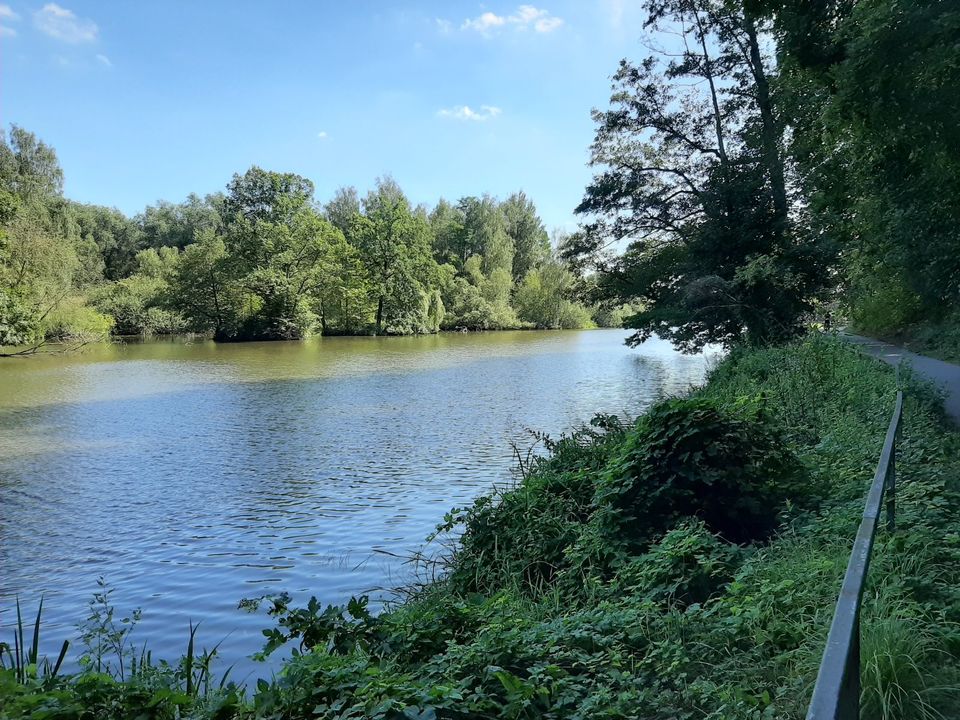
left=839, top=612, right=861, bottom=720
left=886, top=399, right=900, bottom=533
left=886, top=442, right=896, bottom=533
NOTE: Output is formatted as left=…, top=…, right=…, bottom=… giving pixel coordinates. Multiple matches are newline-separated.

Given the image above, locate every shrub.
left=41, top=296, right=114, bottom=342
left=596, top=395, right=808, bottom=547
left=441, top=419, right=626, bottom=596
left=613, top=520, right=743, bottom=607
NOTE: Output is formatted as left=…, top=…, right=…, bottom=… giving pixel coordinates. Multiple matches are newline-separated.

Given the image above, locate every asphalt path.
left=843, top=332, right=960, bottom=424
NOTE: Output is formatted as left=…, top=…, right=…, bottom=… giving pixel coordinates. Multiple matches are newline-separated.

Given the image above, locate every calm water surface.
left=0, top=330, right=717, bottom=678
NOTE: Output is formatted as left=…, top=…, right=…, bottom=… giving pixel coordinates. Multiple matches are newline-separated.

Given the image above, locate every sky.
left=0, top=1, right=649, bottom=232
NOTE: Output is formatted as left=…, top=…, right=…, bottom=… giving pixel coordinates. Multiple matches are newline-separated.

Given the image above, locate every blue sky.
left=0, top=1, right=647, bottom=232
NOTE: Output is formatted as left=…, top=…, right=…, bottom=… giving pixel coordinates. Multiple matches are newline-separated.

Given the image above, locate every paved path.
left=843, top=333, right=960, bottom=424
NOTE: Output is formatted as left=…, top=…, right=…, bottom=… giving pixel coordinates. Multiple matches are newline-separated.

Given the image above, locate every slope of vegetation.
left=5, top=337, right=960, bottom=719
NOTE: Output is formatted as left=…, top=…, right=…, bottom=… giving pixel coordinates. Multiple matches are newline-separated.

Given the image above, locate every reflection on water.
left=0, top=330, right=718, bottom=679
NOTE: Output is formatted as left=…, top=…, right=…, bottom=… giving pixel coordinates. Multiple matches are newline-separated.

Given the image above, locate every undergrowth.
left=4, top=334, right=960, bottom=719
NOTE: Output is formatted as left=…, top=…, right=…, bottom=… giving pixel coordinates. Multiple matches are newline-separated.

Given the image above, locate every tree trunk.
left=375, top=295, right=384, bottom=334
left=744, top=12, right=789, bottom=226
left=692, top=5, right=733, bottom=218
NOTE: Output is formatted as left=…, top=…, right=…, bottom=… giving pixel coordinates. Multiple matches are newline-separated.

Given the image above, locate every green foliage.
left=352, top=177, right=440, bottom=335
left=514, top=260, right=593, bottom=330
left=598, top=396, right=807, bottom=547
left=771, top=0, right=960, bottom=337
left=0, top=597, right=69, bottom=685
left=242, top=593, right=381, bottom=659
left=0, top=125, right=592, bottom=349
left=41, top=296, right=114, bottom=342
left=0, top=286, right=40, bottom=347
left=590, top=302, right=636, bottom=329
left=613, top=520, right=742, bottom=607
left=0, top=580, right=245, bottom=720
left=570, top=3, right=830, bottom=351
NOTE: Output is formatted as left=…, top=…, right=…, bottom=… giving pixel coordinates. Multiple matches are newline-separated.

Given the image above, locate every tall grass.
left=0, top=597, right=69, bottom=684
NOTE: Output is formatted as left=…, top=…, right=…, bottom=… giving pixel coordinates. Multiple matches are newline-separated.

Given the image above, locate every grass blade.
left=30, top=596, right=43, bottom=666
left=185, top=621, right=197, bottom=697
left=15, top=597, right=24, bottom=680
left=52, top=639, right=69, bottom=678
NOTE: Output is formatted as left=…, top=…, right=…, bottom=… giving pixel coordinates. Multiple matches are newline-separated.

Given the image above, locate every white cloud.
left=317, top=131, right=328, bottom=139
left=461, top=11, right=506, bottom=33
left=459, top=5, right=563, bottom=36
left=95, top=53, right=111, bottom=67
left=435, top=18, right=452, bottom=34
left=34, top=3, right=98, bottom=43
left=0, top=4, right=19, bottom=37
left=534, top=15, right=563, bottom=32
left=437, top=104, right=502, bottom=122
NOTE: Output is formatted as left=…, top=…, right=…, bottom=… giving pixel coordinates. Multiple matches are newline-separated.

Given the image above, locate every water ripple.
left=0, top=330, right=719, bottom=678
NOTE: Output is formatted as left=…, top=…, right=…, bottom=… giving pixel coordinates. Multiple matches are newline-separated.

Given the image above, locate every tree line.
left=0, top=132, right=627, bottom=351
left=567, top=0, right=960, bottom=352
left=6, top=0, right=953, bottom=355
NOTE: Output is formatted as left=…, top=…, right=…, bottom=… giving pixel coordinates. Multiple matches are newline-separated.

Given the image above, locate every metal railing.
left=806, top=390, right=904, bottom=719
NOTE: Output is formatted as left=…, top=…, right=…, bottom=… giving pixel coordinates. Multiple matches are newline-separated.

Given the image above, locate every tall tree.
left=169, top=230, right=242, bottom=338
left=323, top=186, right=360, bottom=239
left=570, top=0, right=827, bottom=351
left=138, top=193, right=223, bottom=251
left=458, top=195, right=514, bottom=276
left=769, top=0, right=960, bottom=333
left=429, top=198, right=465, bottom=266
left=0, top=126, right=91, bottom=351
left=502, top=191, right=550, bottom=282
left=353, top=177, right=440, bottom=334
left=0, top=125, right=64, bottom=202
left=71, top=203, right=144, bottom=280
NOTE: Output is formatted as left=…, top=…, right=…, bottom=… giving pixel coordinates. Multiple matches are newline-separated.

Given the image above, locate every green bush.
left=93, top=276, right=186, bottom=336
left=41, top=296, right=114, bottom=342
left=596, top=396, right=808, bottom=547
left=849, top=275, right=923, bottom=336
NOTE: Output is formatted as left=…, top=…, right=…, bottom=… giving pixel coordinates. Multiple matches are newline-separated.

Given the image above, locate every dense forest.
left=0, top=132, right=621, bottom=352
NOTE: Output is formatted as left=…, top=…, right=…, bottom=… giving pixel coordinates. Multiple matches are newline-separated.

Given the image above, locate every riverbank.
left=4, top=335, right=960, bottom=719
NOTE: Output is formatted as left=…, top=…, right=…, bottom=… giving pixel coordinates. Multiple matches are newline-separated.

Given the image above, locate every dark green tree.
left=570, top=0, right=829, bottom=351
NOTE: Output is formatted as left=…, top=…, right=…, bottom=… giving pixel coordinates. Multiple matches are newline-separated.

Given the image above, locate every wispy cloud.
left=459, top=5, right=563, bottom=36
left=435, top=18, right=452, bottom=34
left=437, top=105, right=502, bottom=122
left=317, top=131, right=328, bottom=139
left=96, top=53, right=111, bottom=67
left=34, top=3, right=98, bottom=43
left=0, top=4, right=19, bottom=37
left=462, top=11, right=506, bottom=34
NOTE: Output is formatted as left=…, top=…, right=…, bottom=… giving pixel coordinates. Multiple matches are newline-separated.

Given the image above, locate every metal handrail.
left=806, top=390, right=903, bottom=719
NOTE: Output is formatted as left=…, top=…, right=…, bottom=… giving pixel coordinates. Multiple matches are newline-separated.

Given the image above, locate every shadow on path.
left=843, top=332, right=960, bottom=424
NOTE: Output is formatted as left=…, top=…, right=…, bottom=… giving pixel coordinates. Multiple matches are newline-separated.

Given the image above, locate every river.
left=0, top=329, right=718, bottom=680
